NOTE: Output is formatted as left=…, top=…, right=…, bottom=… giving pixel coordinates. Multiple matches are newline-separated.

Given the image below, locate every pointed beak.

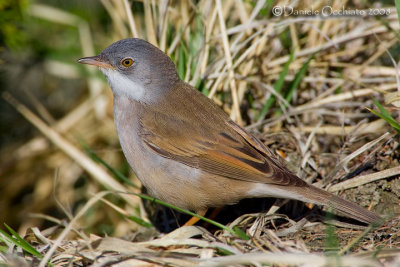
left=77, top=56, right=114, bottom=69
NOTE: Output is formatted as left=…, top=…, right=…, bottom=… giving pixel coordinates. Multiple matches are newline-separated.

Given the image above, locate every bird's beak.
left=77, top=56, right=114, bottom=69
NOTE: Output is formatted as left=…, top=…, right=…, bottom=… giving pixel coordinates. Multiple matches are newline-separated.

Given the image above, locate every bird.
left=78, top=38, right=381, bottom=225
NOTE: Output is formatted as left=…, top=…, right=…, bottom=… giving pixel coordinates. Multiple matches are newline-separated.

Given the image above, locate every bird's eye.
left=121, top=58, right=134, bottom=67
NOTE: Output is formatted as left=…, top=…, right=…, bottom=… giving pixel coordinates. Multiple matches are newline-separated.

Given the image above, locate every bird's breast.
left=112, top=96, right=206, bottom=208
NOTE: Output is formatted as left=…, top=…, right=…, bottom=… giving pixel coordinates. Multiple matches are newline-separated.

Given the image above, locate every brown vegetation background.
left=0, top=0, right=399, bottom=266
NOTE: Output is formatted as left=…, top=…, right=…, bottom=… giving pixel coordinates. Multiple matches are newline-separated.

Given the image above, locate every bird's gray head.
left=78, top=38, right=180, bottom=102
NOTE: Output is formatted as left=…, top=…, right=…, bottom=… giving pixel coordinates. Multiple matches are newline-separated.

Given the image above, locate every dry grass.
left=1, top=0, right=400, bottom=266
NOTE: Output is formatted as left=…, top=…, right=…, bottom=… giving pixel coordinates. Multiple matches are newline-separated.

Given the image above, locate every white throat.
left=100, top=68, right=145, bottom=101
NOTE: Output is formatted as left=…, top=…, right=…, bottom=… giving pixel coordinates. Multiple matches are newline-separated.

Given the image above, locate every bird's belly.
left=117, top=122, right=254, bottom=211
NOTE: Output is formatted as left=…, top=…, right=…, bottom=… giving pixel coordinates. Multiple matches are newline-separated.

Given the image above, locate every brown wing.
left=140, top=104, right=305, bottom=187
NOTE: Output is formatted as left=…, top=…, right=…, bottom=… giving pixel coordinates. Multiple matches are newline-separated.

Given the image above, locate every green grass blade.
left=285, top=55, right=313, bottom=104
left=195, top=77, right=208, bottom=94
left=0, top=228, right=16, bottom=245
left=257, top=50, right=295, bottom=121
left=367, top=108, right=400, bottom=134
left=368, top=98, right=400, bottom=134
left=372, top=98, right=392, bottom=118
left=324, top=218, right=339, bottom=256
left=395, top=0, right=400, bottom=27
left=274, top=54, right=313, bottom=117
left=367, top=108, right=400, bottom=131
left=177, top=41, right=188, bottom=80
left=233, top=226, right=250, bottom=240
left=83, top=145, right=139, bottom=188
left=2, top=224, right=43, bottom=258
left=339, top=222, right=381, bottom=255
left=128, top=192, right=249, bottom=239
left=189, top=17, right=203, bottom=77
left=127, top=215, right=153, bottom=228
left=215, top=246, right=235, bottom=255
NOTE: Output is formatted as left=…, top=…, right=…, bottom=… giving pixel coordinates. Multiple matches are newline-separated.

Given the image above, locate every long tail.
left=302, top=185, right=381, bottom=224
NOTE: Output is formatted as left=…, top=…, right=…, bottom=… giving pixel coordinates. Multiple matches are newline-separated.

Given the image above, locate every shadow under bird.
left=78, top=38, right=380, bottom=225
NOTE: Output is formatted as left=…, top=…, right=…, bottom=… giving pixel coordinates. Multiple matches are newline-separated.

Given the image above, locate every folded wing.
left=141, top=108, right=305, bottom=187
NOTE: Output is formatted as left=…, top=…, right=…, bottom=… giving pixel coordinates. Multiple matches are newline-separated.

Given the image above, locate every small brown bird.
left=78, top=38, right=380, bottom=224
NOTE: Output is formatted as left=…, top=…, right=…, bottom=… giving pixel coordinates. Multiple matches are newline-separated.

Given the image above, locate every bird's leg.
left=208, top=207, right=223, bottom=220
left=183, top=209, right=208, bottom=226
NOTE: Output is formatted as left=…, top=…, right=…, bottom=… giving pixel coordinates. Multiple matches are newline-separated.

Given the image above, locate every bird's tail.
left=303, top=185, right=381, bottom=224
